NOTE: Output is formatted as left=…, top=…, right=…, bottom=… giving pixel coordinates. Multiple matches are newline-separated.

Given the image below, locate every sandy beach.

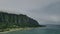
left=0, top=28, right=33, bottom=33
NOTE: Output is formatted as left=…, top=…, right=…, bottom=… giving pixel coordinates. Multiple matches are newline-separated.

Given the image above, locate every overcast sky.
left=0, top=0, right=60, bottom=25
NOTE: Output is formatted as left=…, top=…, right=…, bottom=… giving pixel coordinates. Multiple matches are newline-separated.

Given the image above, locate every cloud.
left=25, top=1, right=60, bottom=24
left=0, top=0, right=60, bottom=24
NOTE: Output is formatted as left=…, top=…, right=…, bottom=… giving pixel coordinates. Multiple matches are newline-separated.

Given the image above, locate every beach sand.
left=0, top=28, right=33, bottom=33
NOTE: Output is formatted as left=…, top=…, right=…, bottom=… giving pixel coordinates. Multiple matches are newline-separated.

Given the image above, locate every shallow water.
left=1, top=25, right=60, bottom=34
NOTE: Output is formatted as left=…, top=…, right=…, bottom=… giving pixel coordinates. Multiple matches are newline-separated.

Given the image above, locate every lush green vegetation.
left=0, top=11, right=41, bottom=32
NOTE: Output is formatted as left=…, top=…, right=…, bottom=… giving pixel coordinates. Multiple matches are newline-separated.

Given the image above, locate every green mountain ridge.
left=0, top=11, right=42, bottom=32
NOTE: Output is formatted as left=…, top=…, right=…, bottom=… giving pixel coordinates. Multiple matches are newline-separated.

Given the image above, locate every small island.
left=0, top=11, right=43, bottom=33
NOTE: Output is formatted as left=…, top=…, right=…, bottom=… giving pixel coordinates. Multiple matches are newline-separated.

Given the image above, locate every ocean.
left=1, top=25, right=60, bottom=34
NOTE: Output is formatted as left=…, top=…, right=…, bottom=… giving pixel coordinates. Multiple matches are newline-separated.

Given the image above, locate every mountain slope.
left=0, top=11, right=41, bottom=30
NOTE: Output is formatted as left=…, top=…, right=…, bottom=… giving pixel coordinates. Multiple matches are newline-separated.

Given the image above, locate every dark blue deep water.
left=1, top=25, right=60, bottom=34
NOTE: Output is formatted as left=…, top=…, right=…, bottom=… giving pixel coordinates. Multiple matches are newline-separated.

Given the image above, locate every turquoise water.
left=1, top=25, right=60, bottom=34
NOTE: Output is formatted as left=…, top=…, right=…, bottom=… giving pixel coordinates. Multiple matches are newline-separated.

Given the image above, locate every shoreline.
left=0, top=28, right=33, bottom=33
left=0, top=27, right=46, bottom=33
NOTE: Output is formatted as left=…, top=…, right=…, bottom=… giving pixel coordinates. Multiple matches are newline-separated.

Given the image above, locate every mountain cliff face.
left=0, top=11, right=41, bottom=29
